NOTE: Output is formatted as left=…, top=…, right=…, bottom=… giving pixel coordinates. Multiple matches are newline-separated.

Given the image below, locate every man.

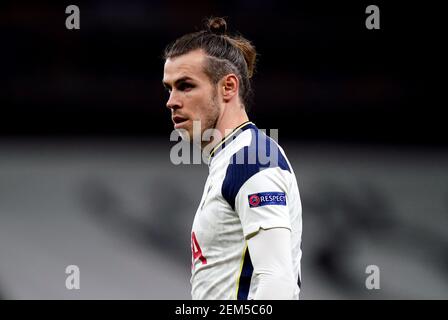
left=162, top=17, right=302, bottom=300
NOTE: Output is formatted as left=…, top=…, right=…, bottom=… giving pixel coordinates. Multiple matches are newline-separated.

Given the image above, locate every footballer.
left=162, top=17, right=303, bottom=300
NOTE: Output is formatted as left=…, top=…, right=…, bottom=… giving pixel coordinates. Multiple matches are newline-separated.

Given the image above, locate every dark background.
left=2, top=1, right=444, bottom=146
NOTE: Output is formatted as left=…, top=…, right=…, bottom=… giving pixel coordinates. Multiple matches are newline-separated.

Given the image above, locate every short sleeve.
left=235, top=167, right=292, bottom=238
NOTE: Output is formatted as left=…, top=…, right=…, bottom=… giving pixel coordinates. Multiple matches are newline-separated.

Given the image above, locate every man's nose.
left=166, top=91, right=181, bottom=110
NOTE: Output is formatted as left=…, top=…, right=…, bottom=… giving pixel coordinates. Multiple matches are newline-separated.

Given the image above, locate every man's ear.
left=221, top=74, right=239, bottom=102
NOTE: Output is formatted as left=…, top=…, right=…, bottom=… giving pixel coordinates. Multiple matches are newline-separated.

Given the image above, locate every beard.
left=188, top=88, right=220, bottom=148
left=201, top=89, right=220, bottom=134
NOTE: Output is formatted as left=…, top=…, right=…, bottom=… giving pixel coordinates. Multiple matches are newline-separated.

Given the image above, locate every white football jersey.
left=190, top=121, right=302, bottom=300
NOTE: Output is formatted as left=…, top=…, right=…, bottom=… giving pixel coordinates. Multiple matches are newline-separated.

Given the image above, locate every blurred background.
left=1, top=1, right=447, bottom=299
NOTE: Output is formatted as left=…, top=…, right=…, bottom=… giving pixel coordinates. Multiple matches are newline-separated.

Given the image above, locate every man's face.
left=163, top=49, right=221, bottom=143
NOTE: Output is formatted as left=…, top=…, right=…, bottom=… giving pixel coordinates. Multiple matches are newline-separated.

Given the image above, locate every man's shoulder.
left=220, top=127, right=293, bottom=209
left=226, top=127, right=291, bottom=173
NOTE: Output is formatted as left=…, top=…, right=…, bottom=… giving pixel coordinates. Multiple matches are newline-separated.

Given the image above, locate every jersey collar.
left=208, top=121, right=256, bottom=163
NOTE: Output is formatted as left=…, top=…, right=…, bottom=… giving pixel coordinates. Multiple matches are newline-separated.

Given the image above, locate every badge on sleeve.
left=248, top=192, right=286, bottom=208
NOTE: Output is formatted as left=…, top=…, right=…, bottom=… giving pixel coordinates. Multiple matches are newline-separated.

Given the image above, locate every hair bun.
left=207, top=17, right=227, bottom=35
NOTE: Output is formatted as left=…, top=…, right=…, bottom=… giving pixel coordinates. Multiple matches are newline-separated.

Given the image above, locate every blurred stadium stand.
left=1, top=141, right=447, bottom=299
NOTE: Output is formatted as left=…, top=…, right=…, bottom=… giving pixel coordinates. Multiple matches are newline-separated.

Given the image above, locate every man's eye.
left=179, top=83, right=194, bottom=91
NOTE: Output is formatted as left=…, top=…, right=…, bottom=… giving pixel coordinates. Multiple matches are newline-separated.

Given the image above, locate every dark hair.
left=164, top=17, right=257, bottom=110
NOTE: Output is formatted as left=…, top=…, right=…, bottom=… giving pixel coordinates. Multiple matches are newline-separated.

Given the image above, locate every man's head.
left=162, top=17, right=256, bottom=142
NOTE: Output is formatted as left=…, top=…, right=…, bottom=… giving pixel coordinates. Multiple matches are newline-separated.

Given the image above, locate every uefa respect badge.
left=248, top=192, right=286, bottom=208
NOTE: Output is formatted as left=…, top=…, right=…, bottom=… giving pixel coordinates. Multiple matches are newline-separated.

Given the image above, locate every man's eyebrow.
left=163, top=76, right=195, bottom=88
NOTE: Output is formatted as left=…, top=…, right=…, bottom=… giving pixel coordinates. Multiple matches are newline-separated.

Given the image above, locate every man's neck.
left=202, top=104, right=249, bottom=150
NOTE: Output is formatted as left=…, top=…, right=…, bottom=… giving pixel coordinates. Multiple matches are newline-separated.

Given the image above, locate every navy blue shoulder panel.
left=221, top=127, right=291, bottom=210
